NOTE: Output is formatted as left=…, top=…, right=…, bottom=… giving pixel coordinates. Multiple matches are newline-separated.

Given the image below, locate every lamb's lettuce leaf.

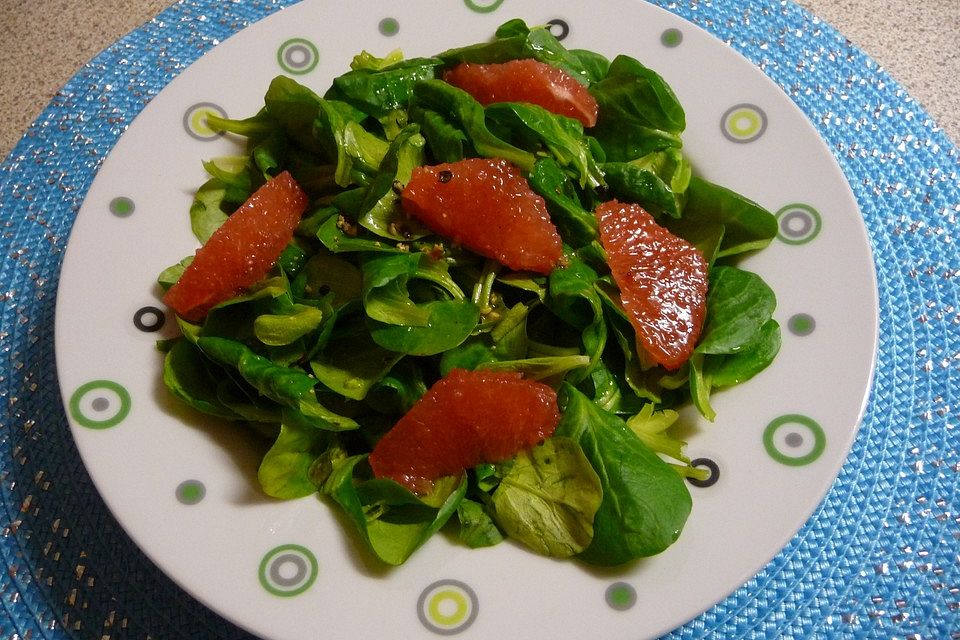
left=556, top=385, right=692, bottom=565
left=457, top=499, right=504, bottom=548
left=667, top=176, right=778, bottom=258
left=321, top=456, right=466, bottom=566
left=362, top=252, right=479, bottom=356
left=197, top=336, right=358, bottom=431
left=589, top=54, right=686, bottom=160
left=490, top=437, right=602, bottom=558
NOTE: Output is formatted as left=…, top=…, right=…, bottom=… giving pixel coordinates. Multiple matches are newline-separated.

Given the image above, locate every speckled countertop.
left=0, top=0, right=957, bottom=160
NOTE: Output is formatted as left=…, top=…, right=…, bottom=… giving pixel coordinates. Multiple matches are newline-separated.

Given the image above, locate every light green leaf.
left=491, top=437, right=602, bottom=558
left=259, top=416, right=332, bottom=499
left=254, top=305, right=325, bottom=346
left=321, top=456, right=466, bottom=566
left=457, top=499, right=504, bottom=549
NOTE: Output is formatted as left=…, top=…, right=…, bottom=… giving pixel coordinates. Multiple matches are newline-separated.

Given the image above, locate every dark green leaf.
left=362, top=253, right=479, bottom=356
left=334, top=119, right=390, bottom=187
left=569, top=48, right=610, bottom=84
left=411, top=80, right=535, bottom=171
left=486, top=102, right=603, bottom=187
left=162, top=338, right=244, bottom=421
left=327, top=57, right=442, bottom=118
left=263, top=76, right=331, bottom=156
left=365, top=358, right=429, bottom=415
left=439, top=20, right=591, bottom=85
left=316, top=214, right=407, bottom=254
left=594, top=280, right=663, bottom=404
left=197, top=336, right=358, bottom=431
left=696, top=266, right=777, bottom=355
left=310, top=320, right=403, bottom=400
left=602, top=161, right=681, bottom=219
left=590, top=54, right=685, bottom=160
left=707, top=318, right=781, bottom=387
left=546, top=250, right=607, bottom=381
left=528, top=158, right=598, bottom=247
left=555, top=384, right=692, bottom=565
left=355, top=125, right=429, bottom=240
left=438, top=337, right=498, bottom=375
left=414, top=108, right=468, bottom=163
left=668, top=176, right=777, bottom=258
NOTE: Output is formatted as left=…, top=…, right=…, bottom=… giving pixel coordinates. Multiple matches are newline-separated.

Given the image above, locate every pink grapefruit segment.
left=163, top=171, right=309, bottom=322
left=401, top=157, right=563, bottom=275
left=444, top=58, right=599, bottom=128
left=369, top=368, right=561, bottom=493
left=595, top=200, right=709, bottom=371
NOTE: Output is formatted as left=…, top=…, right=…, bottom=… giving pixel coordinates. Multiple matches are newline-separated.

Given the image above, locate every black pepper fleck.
left=438, top=170, right=453, bottom=183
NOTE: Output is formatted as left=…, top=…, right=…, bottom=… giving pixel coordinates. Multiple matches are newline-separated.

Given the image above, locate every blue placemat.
left=1, top=1, right=957, bottom=638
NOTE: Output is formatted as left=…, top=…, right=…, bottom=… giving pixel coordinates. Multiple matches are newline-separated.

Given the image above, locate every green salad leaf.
left=457, top=498, right=505, bottom=548
left=556, top=385, right=692, bottom=565
left=491, top=436, right=602, bottom=558
left=589, top=54, right=686, bottom=160
left=361, top=252, right=480, bottom=356
left=321, top=456, right=466, bottom=566
left=259, top=415, right=335, bottom=499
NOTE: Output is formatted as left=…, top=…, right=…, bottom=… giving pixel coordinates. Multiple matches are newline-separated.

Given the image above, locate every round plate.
left=54, top=0, right=878, bottom=638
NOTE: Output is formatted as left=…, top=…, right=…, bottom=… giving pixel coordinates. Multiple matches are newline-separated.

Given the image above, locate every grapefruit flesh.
left=595, top=200, right=709, bottom=370
left=444, top=58, right=599, bottom=128
left=401, top=157, right=563, bottom=275
left=369, top=368, right=561, bottom=493
left=163, top=171, right=309, bottom=322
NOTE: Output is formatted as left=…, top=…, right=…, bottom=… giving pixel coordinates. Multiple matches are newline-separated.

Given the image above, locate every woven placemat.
left=1, top=1, right=957, bottom=638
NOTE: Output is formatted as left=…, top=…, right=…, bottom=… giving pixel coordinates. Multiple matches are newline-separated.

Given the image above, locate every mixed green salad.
left=158, top=20, right=780, bottom=567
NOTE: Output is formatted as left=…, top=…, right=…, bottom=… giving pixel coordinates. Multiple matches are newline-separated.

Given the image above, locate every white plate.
left=55, top=1, right=878, bottom=638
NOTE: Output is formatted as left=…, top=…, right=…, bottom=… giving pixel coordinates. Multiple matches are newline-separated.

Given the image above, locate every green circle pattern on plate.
left=69, top=380, right=131, bottom=429
left=763, top=414, right=827, bottom=466
left=661, top=28, right=683, bottom=48
left=463, top=0, right=505, bottom=14
left=182, top=102, right=227, bottom=140
left=605, top=581, right=638, bottom=611
left=416, top=580, right=479, bottom=635
left=787, top=312, right=816, bottom=336
left=721, top=103, right=768, bottom=143
left=176, top=480, right=206, bottom=505
left=258, top=544, right=319, bottom=597
left=776, top=203, right=823, bottom=245
left=109, top=196, right=135, bottom=217
left=379, top=17, right=399, bottom=36
left=276, top=37, right=319, bottom=75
